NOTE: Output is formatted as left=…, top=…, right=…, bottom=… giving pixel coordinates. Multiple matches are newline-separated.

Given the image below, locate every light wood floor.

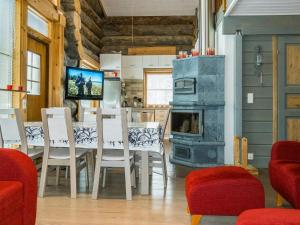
left=36, top=142, right=193, bottom=225
left=36, top=142, right=284, bottom=225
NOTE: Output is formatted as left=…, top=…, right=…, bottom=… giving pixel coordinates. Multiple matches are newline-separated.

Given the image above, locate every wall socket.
left=248, top=153, right=254, bottom=160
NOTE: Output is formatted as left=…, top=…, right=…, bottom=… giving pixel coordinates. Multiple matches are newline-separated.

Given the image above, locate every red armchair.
left=0, top=149, right=38, bottom=225
left=269, top=141, right=300, bottom=208
left=236, top=208, right=300, bottom=225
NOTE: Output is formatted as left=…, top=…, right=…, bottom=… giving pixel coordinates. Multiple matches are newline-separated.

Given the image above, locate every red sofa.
left=269, top=141, right=300, bottom=209
left=0, top=149, right=37, bottom=225
left=236, top=208, right=300, bottom=225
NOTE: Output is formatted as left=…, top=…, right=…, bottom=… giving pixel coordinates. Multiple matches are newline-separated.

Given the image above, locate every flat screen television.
left=65, top=66, right=104, bottom=100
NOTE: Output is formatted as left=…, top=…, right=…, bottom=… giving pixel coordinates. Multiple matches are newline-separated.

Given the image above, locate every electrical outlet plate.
left=248, top=153, right=254, bottom=160
left=247, top=93, right=254, bottom=104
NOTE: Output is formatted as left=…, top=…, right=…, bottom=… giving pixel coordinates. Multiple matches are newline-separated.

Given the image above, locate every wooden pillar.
left=234, top=136, right=240, bottom=165
left=48, top=14, right=66, bottom=107
left=241, top=137, right=248, bottom=168
left=13, top=0, right=28, bottom=118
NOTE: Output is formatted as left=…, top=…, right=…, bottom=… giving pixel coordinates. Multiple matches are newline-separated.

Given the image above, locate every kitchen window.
left=144, top=69, right=173, bottom=107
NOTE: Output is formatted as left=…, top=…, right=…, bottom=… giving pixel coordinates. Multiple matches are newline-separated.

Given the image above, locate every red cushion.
left=271, top=141, right=300, bottom=162
left=269, top=160, right=300, bottom=208
left=0, top=149, right=38, bottom=225
left=186, top=166, right=265, bottom=216
left=0, top=181, right=23, bottom=221
left=237, top=208, right=300, bottom=225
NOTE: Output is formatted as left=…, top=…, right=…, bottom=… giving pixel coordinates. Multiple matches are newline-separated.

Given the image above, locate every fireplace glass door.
left=171, top=111, right=203, bottom=135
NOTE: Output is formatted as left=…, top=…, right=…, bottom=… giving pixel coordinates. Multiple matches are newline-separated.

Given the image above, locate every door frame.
left=26, top=35, right=49, bottom=121
left=13, top=0, right=65, bottom=119
left=274, top=36, right=300, bottom=141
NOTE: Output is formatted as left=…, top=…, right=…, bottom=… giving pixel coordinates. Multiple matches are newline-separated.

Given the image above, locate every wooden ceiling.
left=228, top=0, right=300, bottom=16
left=101, top=0, right=198, bottom=16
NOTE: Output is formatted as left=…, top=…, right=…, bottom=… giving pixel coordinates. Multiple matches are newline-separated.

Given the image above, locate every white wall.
left=215, top=21, right=236, bottom=165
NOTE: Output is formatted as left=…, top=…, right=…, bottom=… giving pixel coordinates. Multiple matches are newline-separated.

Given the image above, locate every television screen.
left=65, top=67, right=104, bottom=100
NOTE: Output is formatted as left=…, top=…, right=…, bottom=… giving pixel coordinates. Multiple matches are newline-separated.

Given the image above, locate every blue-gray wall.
left=242, top=35, right=273, bottom=168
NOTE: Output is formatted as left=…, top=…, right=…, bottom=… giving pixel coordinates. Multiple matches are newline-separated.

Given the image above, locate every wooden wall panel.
left=286, top=94, right=300, bottom=109
left=287, top=45, right=300, bottom=84
left=287, top=118, right=300, bottom=141
left=242, top=35, right=273, bottom=168
left=128, top=46, right=177, bottom=55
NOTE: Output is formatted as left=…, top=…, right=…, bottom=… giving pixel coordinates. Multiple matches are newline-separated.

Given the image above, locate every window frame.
left=144, top=68, right=173, bottom=108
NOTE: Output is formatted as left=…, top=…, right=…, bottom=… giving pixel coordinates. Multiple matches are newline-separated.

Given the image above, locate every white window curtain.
left=0, top=0, right=15, bottom=108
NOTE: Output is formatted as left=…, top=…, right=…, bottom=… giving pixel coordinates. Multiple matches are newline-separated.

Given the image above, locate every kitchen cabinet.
left=100, top=54, right=122, bottom=70
left=122, top=67, right=144, bottom=80
left=142, top=56, right=159, bottom=68
left=122, top=56, right=143, bottom=68
left=158, top=55, right=176, bottom=68
left=132, top=109, right=155, bottom=122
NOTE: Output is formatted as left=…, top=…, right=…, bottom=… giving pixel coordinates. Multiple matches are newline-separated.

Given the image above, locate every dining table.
left=24, top=121, right=162, bottom=195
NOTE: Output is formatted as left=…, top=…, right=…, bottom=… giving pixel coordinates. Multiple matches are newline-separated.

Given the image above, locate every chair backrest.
left=96, top=108, right=129, bottom=152
left=79, top=107, right=97, bottom=122
left=126, top=107, right=132, bottom=123
left=41, top=107, right=75, bottom=148
left=0, top=108, right=28, bottom=153
left=160, top=108, right=171, bottom=141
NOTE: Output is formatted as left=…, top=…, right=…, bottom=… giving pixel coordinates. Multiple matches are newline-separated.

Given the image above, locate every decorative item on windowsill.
left=191, top=49, right=200, bottom=57
left=206, top=48, right=215, bottom=56
left=255, top=45, right=264, bottom=86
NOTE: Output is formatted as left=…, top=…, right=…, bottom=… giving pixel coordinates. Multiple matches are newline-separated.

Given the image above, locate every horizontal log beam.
left=102, top=24, right=195, bottom=36
left=85, top=0, right=106, bottom=18
left=83, top=46, right=99, bottom=62
left=81, top=35, right=102, bottom=55
left=104, top=16, right=196, bottom=25
left=80, top=0, right=103, bottom=25
left=80, top=25, right=102, bottom=47
left=101, top=35, right=195, bottom=46
left=80, top=10, right=103, bottom=38
left=61, top=0, right=81, bottom=13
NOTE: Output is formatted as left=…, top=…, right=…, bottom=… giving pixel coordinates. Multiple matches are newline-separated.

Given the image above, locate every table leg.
left=141, top=151, right=149, bottom=195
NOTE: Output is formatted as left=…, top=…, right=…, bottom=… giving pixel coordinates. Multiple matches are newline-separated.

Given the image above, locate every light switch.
left=247, top=93, right=254, bottom=104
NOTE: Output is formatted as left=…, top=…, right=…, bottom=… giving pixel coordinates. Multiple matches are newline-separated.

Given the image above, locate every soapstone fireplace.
left=170, top=56, right=225, bottom=167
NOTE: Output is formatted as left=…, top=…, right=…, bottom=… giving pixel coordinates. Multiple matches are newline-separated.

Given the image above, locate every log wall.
left=62, top=1, right=197, bottom=60
left=61, top=0, right=104, bottom=63
left=101, top=16, right=197, bottom=55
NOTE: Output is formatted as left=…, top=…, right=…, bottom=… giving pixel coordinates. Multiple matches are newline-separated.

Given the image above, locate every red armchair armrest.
left=271, top=141, right=300, bottom=162
left=0, top=149, right=37, bottom=225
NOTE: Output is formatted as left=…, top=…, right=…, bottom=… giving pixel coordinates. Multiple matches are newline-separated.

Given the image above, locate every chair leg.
left=55, top=166, right=60, bottom=186
left=65, top=166, right=69, bottom=179
left=162, top=155, right=168, bottom=188
left=102, top=168, right=107, bottom=188
left=276, top=193, right=284, bottom=207
left=92, top=155, right=102, bottom=200
left=85, top=155, right=89, bottom=190
left=39, top=157, right=49, bottom=197
left=124, top=162, right=132, bottom=200
left=70, top=159, right=77, bottom=199
left=191, top=215, right=202, bottom=225
left=131, top=166, right=136, bottom=188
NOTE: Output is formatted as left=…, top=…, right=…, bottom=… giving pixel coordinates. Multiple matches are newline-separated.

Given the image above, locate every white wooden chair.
left=92, top=108, right=136, bottom=200
left=135, top=108, right=170, bottom=188
left=0, top=108, right=43, bottom=161
left=39, top=107, right=90, bottom=198
left=79, top=107, right=97, bottom=122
